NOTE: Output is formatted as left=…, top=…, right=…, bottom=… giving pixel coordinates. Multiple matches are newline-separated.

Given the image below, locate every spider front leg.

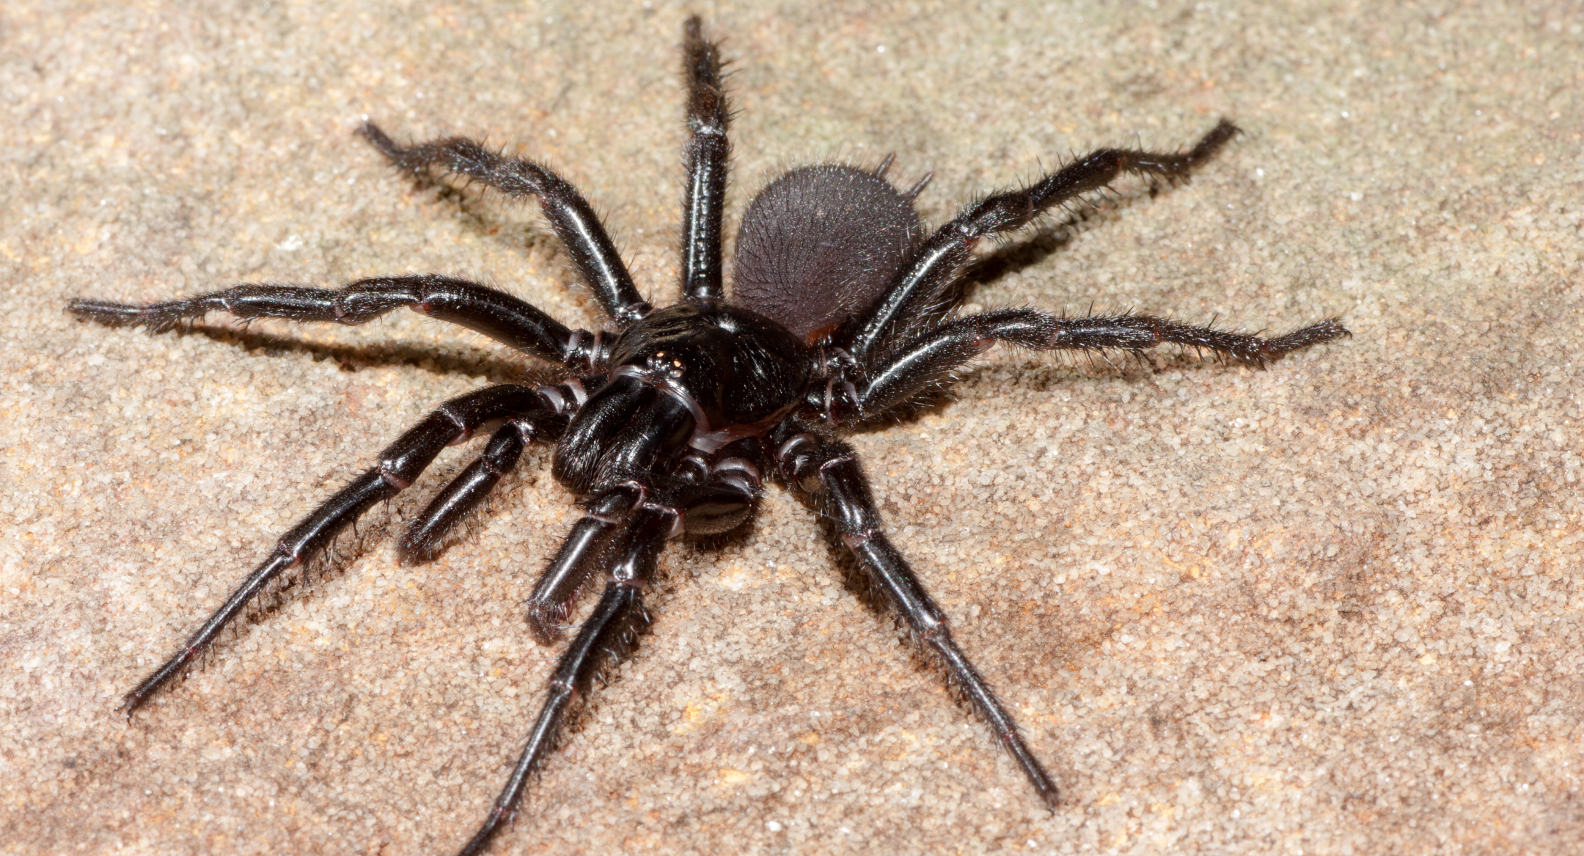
left=850, top=120, right=1240, bottom=363
left=459, top=469, right=760, bottom=856
left=526, top=438, right=765, bottom=643
left=359, top=123, right=652, bottom=325
left=522, top=486, right=640, bottom=643
left=399, top=407, right=572, bottom=563
left=67, top=274, right=608, bottom=372
left=773, top=427, right=1060, bottom=807
left=838, top=309, right=1350, bottom=419
left=679, top=14, right=731, bottom=301
left=119, top=384, right=554, bottom=713
left=456, top=503, right=669, bottom=856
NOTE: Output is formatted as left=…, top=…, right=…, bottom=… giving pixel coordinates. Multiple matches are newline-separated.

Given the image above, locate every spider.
left=69, top=16, right=1347, bottom=856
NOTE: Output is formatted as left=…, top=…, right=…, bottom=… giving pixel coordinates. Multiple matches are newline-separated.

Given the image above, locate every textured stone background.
left=3, top=1, right=1580, bottom=854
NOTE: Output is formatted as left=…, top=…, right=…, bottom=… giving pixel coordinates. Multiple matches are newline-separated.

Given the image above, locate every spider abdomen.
left=732, top=165, right=922, bottom=343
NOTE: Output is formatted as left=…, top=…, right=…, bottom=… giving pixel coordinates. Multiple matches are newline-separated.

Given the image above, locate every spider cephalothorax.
left=69, top=16, right=1347, bottom=856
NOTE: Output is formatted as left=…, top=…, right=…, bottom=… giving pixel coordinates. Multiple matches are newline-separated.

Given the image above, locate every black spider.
left=69, top=17, right=1348, bottom=856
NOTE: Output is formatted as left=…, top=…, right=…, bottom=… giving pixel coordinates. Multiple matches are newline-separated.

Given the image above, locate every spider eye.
left=732, top=164, right=921, bottom=343
left=646, top=351, right=686, bottom=378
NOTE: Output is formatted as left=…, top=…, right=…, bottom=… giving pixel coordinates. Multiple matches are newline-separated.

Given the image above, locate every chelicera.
left=70, top=17, right=1347, bottom=855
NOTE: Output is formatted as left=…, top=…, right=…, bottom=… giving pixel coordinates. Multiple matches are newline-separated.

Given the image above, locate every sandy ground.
left=3, top=1, right=1581, bottom=854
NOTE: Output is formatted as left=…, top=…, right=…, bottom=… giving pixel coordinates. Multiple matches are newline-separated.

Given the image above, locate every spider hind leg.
left=849, top=120, right=1242, bottom=364
left=679, top=14, right=731, bottom=301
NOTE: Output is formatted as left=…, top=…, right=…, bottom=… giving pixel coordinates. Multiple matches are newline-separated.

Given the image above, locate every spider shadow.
left=138, top=168, right=597, bottom=384
left=951, top=177, right=1181, bottom=305
left=427, top=183, right=568, bottom=262
left=167, top=321, right=556, bottom=386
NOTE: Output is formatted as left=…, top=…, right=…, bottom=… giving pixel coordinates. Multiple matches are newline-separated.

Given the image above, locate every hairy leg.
left=772, top=426, right=1060, bottom=807
left=360, top=123, right=651, bottom=325
left=850, top=120, right=1240, bottom=363
left=458, top=463, right=758, bottom=855
left=841, top=309, right=1349, bottom=420
left=68, top=274, right=608, bottom=372
left=118, top=384, right=550, bottom=713
left=399, top=410, right=571, bottom=564
left=678, top=15, right=731, bottom=301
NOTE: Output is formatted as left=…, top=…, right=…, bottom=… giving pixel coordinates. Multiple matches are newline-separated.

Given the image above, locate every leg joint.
left=840, top=529, right=874, bottom=549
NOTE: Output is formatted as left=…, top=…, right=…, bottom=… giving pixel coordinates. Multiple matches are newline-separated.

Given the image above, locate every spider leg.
left=772, top=428, right=1060, bottom=807
left=455, top=504, right=668, bottom=856
left=839, top=309, right=1350, bottom=420
left=523, top=486, right=639, bottom=643
left=527, top=439, right=764, bottom=642
left=67, top=274, right=608, bottom=372
left=459, top=465, right=759, bottom=856
left=359, top=123, right=651, bottom=326
left=849, top=120, right=1240, bottom=363
left=118, top=384, right=549, bottom=714
left=398, top=409, right=571, bottom=564
left=672, top=439, right=766, bottom=535
left=679, top=14, right=731, bottom=301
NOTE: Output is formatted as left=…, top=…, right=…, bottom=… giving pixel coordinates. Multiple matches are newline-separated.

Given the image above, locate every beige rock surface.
left=3, top=1, right=1580, bottom=854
